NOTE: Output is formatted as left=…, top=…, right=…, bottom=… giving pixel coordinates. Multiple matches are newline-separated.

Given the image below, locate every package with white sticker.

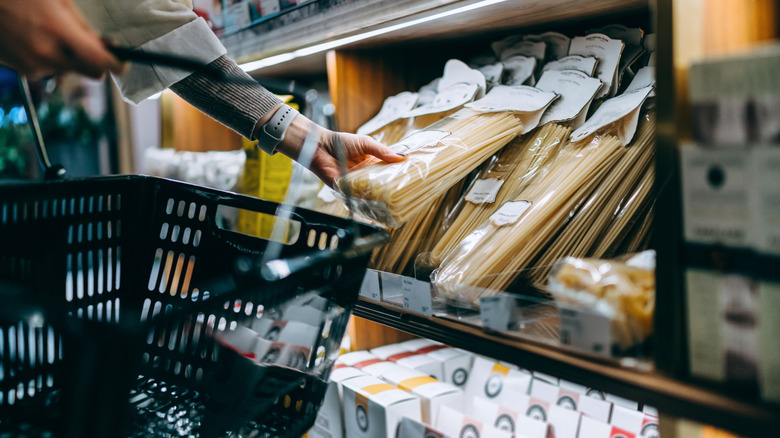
left=339, top=102, right=526, bottom=228
left=464, top=85, right=558, bottom=133
left=383, top=368, right=464, bottom=424
left=429, top=123, right=571, bottom=269
left=357, top=91, right=419, bottom=140
left=416, top=78, right=441, bottom=108
left=536, top=69, right=604, bottom=127
left=542, top=55, right=600, bottom=77
left=427, top=348, right=475, bottom=388
left=493, top=37, right=547, bottom=63
left=625, top=66, right=656, bottom=95
left=570, top=85, right=653, bottom=145
left=569, top=34, right=625, bottom=98
left=435, top=406, right=513, bottom=438
left=469, top=398, right=525, bottom=435
left=590, top=24, right=645, bottom=77
left=488, top=200, right=533, bottom=227
left=409, top=59, right=486, bottom=123
left=478, top=62, right=505, bottom=90
left=526, top=32, right=572, bottom=61
left=342, top=375, right=422, bottom=438
left=397, top=416, right=452, bottom=438
left=360, top=361, right=409, bottom=380
left=311, top=366, right=367, bottom=438
left=502, top=55, right=538, bottom=86
left=463, top=357, right=532, bottom=407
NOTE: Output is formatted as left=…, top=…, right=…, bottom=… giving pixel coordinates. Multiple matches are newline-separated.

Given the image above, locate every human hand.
left=273, top=111, right=405, bottom=188
left=0, top=0, right=125, bottom=78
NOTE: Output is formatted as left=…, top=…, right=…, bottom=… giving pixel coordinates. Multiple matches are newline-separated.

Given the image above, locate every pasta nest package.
left=338, top=85, right=559, bottom=229
left=548, top=251, right=655, bottom=351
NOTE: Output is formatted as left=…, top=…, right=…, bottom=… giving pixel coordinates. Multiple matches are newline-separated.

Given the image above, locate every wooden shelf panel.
left=221, top=0, right=647, bottom=74
left=354, top=298, right=780, bottom=438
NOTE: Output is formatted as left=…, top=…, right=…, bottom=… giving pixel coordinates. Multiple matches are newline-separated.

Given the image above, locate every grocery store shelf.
left=221, top=0, right=647, bottom=74
left=354, top=298, right=780, bottom=437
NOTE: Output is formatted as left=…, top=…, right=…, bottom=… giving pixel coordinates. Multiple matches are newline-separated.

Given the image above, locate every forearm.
left=169, top=55, right=282, bottom=140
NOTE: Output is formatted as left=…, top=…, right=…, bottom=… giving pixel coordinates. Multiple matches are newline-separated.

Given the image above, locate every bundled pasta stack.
left=369, top=118, right=414, bottom=147
left=526, top=116, right=655, bottom=284
left=339, top=109, right=525, bottom=228
left=429, top=123, right=570, bottom=266
left=432, top=132, right=627, bottom=306
left=370, top=181, right=466, bottom=274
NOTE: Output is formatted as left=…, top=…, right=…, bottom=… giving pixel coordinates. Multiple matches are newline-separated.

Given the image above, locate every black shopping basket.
left=0, top=174, right=386, bottom=437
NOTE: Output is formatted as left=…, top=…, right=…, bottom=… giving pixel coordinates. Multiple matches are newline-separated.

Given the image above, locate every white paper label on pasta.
left=317, top=185, right=338, bottom=203
left=489, top=200, right=532, bottom=226
left=408, top=83, right=479, bottom=117
left=626, top=66, right=656, bottom=96
left=465, top=85, right=557, bottom=114
left=479, top=63, right=504, bottom=86
left=500, top=40, right=547, bottom=62
left=570, top=85, right=653, bottom=144
left=438, top=59, right=487, bottom=96
left=416, top=78, right=440, bottom=108
left=542, top=55, right=599, bottom=77
left=589, top=24, right=644, bottom=47
left=525, top=32, right=571, bottom=61
left=536, top=70, right=603, bottom=125
left=502, top=55, right=537, bottom=86
left=465, top=178, right=505, bottom=204
left=390, top=130, right=451, bottom=156
left=357, top=91, right=419, bottom=135
left=569, top=34, right=624, bottom=98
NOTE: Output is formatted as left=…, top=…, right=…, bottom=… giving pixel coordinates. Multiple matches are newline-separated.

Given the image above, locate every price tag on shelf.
left=479, top=294, right=519, bottom=331
left=359, top=269, right=381, bottom=301
left=380, top=271, right=404, bottom=301
left=401, top=277, right=433, bottom=316
left=558, top=304, right=612, bottom=357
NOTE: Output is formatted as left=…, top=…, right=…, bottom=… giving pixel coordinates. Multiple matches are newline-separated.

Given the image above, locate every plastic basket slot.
left=317, top=232, right=328, bottom=250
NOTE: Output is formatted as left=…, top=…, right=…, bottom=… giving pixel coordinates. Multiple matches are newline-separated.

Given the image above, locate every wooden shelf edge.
left=354, top=298, right=780, bottom=437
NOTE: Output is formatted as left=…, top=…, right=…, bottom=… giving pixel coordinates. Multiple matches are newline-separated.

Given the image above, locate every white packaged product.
left=383, top=368, right=464, bottom=424
left=435, top=406, right=513, bottom=438
left=342, top=375, right=422, bottom=438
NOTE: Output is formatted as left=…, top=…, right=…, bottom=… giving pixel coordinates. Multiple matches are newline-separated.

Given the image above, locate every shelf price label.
left=401, top=277, right=433, bottom=316
left=479, top=294, right=519, bottom=331
left=359, top=269, right=381, bottom=301
left=558, top=304, right=612, bottom=357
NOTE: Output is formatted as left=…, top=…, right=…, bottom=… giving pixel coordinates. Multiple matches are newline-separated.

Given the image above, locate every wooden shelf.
left=354, top=298, right=780, bottom=438
left=220, top=0, right=647, bottom=76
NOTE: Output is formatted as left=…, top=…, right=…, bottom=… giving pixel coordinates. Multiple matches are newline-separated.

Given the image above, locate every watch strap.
left=257, top=104, right=299, bottom=155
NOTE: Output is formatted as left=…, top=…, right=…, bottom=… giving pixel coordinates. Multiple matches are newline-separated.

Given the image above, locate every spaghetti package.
left=431, top=133, right=627, bottom=307
left=339, top=85, right=558, bottom=228
left=428, top=123, right=570, bottom=266
left=356, top=91, right=419, bottom=146
left=548, top=250, right=655, bottom=350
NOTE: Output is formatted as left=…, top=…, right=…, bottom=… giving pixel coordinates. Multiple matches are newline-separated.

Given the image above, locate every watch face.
left=526, top=404, right=547, bottom=422
left=460, top=424, right=480, bottom=438
left=641, top=423, right=660, bottom=438
left=356, top=405, right=369, bottom=432
left=484, top=374, right=503, bottom=398
left=494, top=414, right=515, bottom=432
left=556, top=395, right=577, bottom=410
left=452, top=368, right=468, bottom=386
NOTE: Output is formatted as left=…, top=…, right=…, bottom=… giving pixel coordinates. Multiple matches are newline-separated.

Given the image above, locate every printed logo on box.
left=484, top=374, right=504, bottom=398
left=460, top=424, right=481, bottom=438
left=452, top=368, right=469, bottom=386
left=526, top=399, right=549, bottom=422
left=494, top=413, right=515, bottom=432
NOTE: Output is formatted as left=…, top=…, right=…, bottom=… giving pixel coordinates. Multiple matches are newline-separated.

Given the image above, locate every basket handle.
left=18, top=75, right=67, bottom=180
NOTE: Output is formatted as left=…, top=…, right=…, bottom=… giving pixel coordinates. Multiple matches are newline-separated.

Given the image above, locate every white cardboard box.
left=610, top=405, right=659, bottom=438
left=579, top=415, right=612, bottom=438
left=338, top=351, right=382, bottom=368
left=465, top=357, right=532, bottom=406
left=383, top=368, right=464, bottom=425
left=557, top=380, right=588, bottom=411
left=396, top=354, right=444, bottom=381
left=310, top=367, right=366, bottom=438
left=470, top=397, right=526, bottom=434
left=548, top=404, right=582, bottom=438
left=435, top=406, right=513, bottom=438
left=579, top=395, right=613, bottom=423
left=342, top=375, right=422, bottom=438
left=361, top=361, right=410, bottom=379
left=606, top=394, right=640, bottom=411
left=397, top=416, right=452, bottom=438
left=372, top=343, right=414, bottom=361
left=515, top=415, right=556, bottom=438
left=399, top=338, right=446, bottom=353
left=427, top=348, right=474, bottom=388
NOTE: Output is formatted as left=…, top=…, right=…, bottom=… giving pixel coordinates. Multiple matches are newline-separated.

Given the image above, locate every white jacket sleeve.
left=73, top=0, right=227, bottom=104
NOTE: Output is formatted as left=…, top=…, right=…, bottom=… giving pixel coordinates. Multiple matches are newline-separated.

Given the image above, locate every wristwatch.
left=256, top=104, right=299, bottom=155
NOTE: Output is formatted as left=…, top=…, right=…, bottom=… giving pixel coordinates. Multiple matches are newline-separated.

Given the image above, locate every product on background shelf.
left=341, top=375, right=422, bottom=438
left=428, top=123, right=569, bottom=266
left=339, top=86, right=556, bottom=229
left=357, top=91, right=419, bottom=146
left=432, top=132, right=626, bottom=307
left=548, top=250, right=655, bottom=351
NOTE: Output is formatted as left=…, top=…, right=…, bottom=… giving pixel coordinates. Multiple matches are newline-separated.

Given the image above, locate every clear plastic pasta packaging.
left=339, top=85, right=558, bottom=229
left=547, top=250, right=655, bottom=351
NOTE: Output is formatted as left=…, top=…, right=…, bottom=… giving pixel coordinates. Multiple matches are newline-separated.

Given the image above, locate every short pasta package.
left=339, top=85, right=558, bottom=229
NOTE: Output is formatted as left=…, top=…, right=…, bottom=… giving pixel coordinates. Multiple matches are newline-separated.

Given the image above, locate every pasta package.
left=431, top=132, right=627, bottom=307
left=339, top=85, right=558, bottom=228
left=548, top=250, right=655, bottom=350
left=429, top=123, right=570, bottom=266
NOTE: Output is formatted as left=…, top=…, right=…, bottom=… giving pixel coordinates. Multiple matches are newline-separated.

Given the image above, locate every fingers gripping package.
left=339, top=85, right=558, bottom=229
